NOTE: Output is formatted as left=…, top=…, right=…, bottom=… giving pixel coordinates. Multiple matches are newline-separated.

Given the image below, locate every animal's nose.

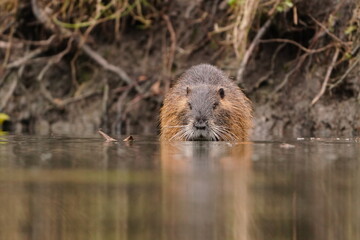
left=194, top=118, right=207, bottom=130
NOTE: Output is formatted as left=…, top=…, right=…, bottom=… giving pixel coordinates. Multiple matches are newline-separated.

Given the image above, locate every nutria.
left=160, top=64, right=252, bottom=141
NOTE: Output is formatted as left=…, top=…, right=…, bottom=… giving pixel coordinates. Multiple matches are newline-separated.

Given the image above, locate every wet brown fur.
left=160, top=64, right=253, bottom=141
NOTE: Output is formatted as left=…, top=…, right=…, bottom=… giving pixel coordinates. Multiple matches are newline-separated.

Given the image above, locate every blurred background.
left=0, top=0, right=359, bottom=139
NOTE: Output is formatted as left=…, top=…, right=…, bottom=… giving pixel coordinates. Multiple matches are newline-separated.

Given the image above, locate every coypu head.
left=160, top=64, right=252, bottom=141
left=175, top=85, right=232, bottom=141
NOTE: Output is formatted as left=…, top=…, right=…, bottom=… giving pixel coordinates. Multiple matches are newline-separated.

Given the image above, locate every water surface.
left=0, top=135, right=359, bottom=240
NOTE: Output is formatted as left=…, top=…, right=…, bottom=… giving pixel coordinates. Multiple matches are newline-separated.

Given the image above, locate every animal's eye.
left=188, top=102, right=192, bottom=110
left=213, top=102, right=219, bottom=109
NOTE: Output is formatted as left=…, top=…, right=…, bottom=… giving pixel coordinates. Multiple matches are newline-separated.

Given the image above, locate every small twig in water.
left=123, top=135, right=134, bottom=142
left=98, top=130, right=118, bottom=142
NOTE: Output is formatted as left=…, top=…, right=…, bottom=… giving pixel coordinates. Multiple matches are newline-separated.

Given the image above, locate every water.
left=0, top=135, right=359, bottom=240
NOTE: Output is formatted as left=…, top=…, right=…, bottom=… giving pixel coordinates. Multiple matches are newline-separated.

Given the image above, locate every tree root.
left=253, top=43, right=286, bottom=91
left=30, top=0, right=138, bottom=92
left=329, top=56, right=360, bottom=90
left=162, top=14, right=177, bottom=81
left=81, top=44, right=141, bottom=93
left=236, top=18, right=272, bottom=83
left=0, top=70, right=19, bottom=111
left=5, top=45, right=50, bottom=69
left=311, top=47, right=340, bottom=106
left=260, top=39, right=337, bottom=54
left=273, top=52, right=310, bottom=94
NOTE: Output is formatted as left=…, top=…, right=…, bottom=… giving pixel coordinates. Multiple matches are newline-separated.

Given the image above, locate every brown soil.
left=0, top=0, right=359, bottom=138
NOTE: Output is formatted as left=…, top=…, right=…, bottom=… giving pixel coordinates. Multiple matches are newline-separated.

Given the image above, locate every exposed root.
left=0, top=41, right=23, bottom=49
left=273, top=52, right=310, bottom=94
left=0, top=70, right=18, bottom=110
left=81, top=44, right=140, bottom=93
left=232, top=0, right=260, bottom=59
left=36, top=38, right=74, bottom=107
left=236, top=18, right=272, bottom=83
left=5, top=46, right=49, bottom=69
left=311, top=47, right=340, bottom=106
left=254, top=42, right=286, bottom=91
left=260, top=39, right=337, bottom=54
left=162, top=14, right=177, bottom=80
left=329, top=56, right=360, bottom=90
left=31, top=0, right=137, bottom=92
left=309, top=15, right=349, bottom=46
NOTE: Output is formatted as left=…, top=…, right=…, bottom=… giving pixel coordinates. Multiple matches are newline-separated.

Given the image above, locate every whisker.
left=163, top=125, right=187, bottom=128
left=212, top=125, right=237, bottom=141
left=216, top=126, right=238, bottom=140
left=212, top=131, right=220, bottom=141
left=184, top=129, right=194, bottom=141
left=211, top=128, right=221, bottom=141
left=179, top=130, right=188, bottom=141
left=169, top=128, right=186, bottom=141
left=211, top=126, right=225, bottom=141
left=218, top=130, right=236, bottom=141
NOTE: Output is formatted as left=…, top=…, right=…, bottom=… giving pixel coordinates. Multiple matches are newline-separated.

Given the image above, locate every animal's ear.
left=218, top=88, right=225, bottom=99
left=186, top=87, right=191, bottom=96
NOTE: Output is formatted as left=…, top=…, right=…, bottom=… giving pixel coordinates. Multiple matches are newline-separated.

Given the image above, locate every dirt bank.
left=0, top=0, right=359, bottom=138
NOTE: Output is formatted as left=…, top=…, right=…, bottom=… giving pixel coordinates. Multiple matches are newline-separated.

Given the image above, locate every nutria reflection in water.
left=160, top=64, right=253, bottom=141
left=160, top=141, right=253, bottom=240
